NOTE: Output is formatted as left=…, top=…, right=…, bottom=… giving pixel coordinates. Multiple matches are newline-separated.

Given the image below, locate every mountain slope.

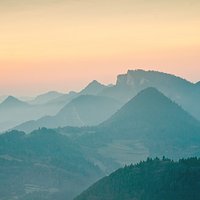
left=75, top=158, right=200, bottom=200
left=79, top=80, right=107, bottom=95
left=15, top=95, right=121, bottom=133
left=46, top=80, right=107, bottom=106
left=0, top=95, right=64, bottom=133
left=0, top=96, right=29, bottom=109
left=0, top=95, right=8, bottom=103
left=0, top=128, right=103, bottom=200
left=30, top=91, right=64, bottom=105
left=73, top=88, right=200, bottom=171
left=99, top=69, right=200, bottom=120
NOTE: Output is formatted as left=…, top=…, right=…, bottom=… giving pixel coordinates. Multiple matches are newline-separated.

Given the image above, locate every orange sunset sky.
left=0, top=0, right=200, bottom=96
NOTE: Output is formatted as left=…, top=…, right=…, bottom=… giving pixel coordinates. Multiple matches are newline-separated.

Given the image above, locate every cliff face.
left=116, top=69, right=150, bottom=89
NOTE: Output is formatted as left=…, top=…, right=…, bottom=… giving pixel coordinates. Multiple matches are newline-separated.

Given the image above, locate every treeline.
left=75, top=157, right=200, bottom=200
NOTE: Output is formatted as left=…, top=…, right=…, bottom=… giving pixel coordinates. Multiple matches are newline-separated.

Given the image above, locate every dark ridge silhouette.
left=75, top=157, right=200, bottom=200
left=0, top=128, right=103, bottom=200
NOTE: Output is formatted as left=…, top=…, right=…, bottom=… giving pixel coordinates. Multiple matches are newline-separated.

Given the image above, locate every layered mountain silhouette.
left=2, top=70, right=200, bottom=133
left=79, top=80, right=107, bottom=95
left=1, top=86, right=200, bottom=200
left=47, top=80, right=107, bottom=106
left=0, top=96, right=29, bottom=109
left=75, top=158, right=200, bottom=200
left=0, top=128, right=103, bottom=200
left=30, top=91, right=64, bottom=105
left=0, top=96, right=63, bottom=133
left=15, top=95, right=121, bottom=133
left=70, top=88, right=200, bottom=171
left=0, top=80, right=108, bottom=133
left=99, top=70, right=200, bottom=120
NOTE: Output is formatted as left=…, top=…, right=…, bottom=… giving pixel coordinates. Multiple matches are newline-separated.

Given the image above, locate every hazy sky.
left=0, top=0, right=200, bottom=96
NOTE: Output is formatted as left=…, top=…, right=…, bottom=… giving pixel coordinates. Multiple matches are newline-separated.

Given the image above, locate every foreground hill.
left=0, top=128, right=103, bottom=200
left=75, top=157, right=200, bottom=200
left=72, top=88, right=200, bottom=171
left=15, top=95, right=121, bottom=133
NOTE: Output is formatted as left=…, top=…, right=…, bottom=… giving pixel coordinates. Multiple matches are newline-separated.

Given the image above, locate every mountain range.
left=1, top=86, right=200, bottom=199
left=29, top=91, right=64, bottom=105
left=99, top=70, right=200, bottom=120
left=1, top=70, right=200, bottom=133
left=15, top=95, right=121, bottom=133
left=1, top=70, right=200, bottom=200
left=0, top=80, right=108, bottom=133
left=68, top=87, right=200, bottom=173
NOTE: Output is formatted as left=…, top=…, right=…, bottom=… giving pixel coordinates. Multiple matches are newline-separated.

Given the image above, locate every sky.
left=0, top=0, right=200, bottom=96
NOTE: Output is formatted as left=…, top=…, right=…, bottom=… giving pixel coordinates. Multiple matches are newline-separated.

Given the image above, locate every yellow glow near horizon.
left=0, top=0, right=200, bottom=95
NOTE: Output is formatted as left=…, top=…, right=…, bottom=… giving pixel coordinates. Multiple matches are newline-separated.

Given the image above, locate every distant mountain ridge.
left=46, top=80, right=108, bottom=106
left=99, top=69, right=200, bottom=120
left=0, top=96, right=29, bottom=109
left=15, top=95, right=121, bottom=133
left=79, top=80, right=107, bottom=95
left=0, top=80, right=108, bottom=133
left=30, top=91, right=64, bottom=105
left=2, top=69, right=200, bottom=133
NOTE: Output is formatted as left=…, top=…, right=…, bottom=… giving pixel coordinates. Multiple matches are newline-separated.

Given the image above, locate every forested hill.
left=75, top=157, right=200, bottom=200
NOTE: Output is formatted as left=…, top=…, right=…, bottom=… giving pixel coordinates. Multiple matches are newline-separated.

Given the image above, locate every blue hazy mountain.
left=0, top=96, right=32, bottom=132
left=68, top=88, right=200, bottom=172
left=0, top=80, right=108, bottom=133
left=5, top=70, right=200, bottom=133
left=30, top=91, right=64, bottom=105
left=2, top=87, right=200, bottom=200
left=47, top=80, right=107, bottom=106
left=75, top=157, right=200, bottom=200
left=0, top=128, right=103, bottom=200
left=0, top=96, right=29, bottom=109
left=79, top=80, right=107, bottom=95
left=0, top=95, right=64, bottom=133
left=99, top=69, right=200, bottom=120
left=15, top=95, right=121, bottom=133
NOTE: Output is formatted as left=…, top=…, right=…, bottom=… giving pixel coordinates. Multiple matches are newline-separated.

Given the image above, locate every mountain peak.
left=132, top=87, right=164, bottom=100
left=6, top=95, right=18, bottom=101
left=4, top=96, right=22, bottom=103
left=86, top=80, right=104, bottom=88
left=90, top=80, right=101, bottom=85
left=118, top=87, right=169, bottom=109
left=31, top=91, right=64, bottom=105
left=80, top=80, right=107, bottom=95
left=100, top=87, right=196, bottom=132
left=0, top=96, right=28, bottom=108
